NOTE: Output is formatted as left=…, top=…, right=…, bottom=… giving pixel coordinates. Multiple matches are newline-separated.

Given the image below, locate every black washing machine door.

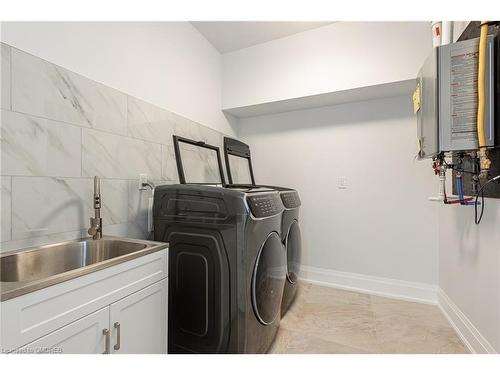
left=285, top=220, right=302, bottom=284
left=251, top=231, right=286, bottom=325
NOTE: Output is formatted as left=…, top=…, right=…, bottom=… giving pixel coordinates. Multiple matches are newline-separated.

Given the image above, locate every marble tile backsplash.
left=81, top=128, right=162, bottom=179
left=1, top=110, right=82, bottom=177
left=1, top=176, right=11, bottom=242
left=1, top=44, right=10, bottom=110
left=11, top=48, right=128, bottom=134
left=0, top=42, right=226, bottom=252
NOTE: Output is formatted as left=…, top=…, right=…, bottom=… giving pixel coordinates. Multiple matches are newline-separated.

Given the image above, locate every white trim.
left=300, top=265, right=438, bottom=305
left=437, top=288, right=497, bottom=354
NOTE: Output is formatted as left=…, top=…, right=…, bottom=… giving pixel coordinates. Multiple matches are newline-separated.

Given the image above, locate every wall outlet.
left=139, top=174, right=148, bottom=190
left=338, top=176, right=347, bottom=189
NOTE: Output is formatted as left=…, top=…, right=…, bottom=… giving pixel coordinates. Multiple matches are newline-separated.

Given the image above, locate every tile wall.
left=0, top=43, right=226, bottom=252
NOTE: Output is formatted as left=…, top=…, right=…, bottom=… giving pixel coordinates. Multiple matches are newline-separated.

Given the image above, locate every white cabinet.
left=110, top=279, right=168, bottom=354
left=13, top=280, right=168, bottom=354
left=2, top=250, right=168, bottom=354
left=17, top=307, right=109, bottom=354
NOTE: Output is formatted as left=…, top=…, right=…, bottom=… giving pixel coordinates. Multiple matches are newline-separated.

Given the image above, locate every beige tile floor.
left=268, top=282, right=468, bottom=354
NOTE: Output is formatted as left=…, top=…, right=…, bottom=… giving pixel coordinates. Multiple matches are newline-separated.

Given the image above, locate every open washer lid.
left=223, top=137, right=299, bottom=195
left=223, top=137, right=256, bottom=186
left=173, top=135, right=226, bottom=185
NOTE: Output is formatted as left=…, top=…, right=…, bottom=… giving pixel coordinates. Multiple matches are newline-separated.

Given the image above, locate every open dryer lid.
left=223, top=137, right=256, bottom=185
left=173, top=135, right=226, bottom=185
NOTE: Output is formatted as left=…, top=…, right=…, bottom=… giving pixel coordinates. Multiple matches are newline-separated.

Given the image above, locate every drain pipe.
left=429, top=161, right=447, bottom=202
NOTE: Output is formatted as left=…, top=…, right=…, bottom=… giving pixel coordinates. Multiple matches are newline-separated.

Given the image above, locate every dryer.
left=223, top=137, right=302, bottom=317
left=153, top=136, right=286, bottom=353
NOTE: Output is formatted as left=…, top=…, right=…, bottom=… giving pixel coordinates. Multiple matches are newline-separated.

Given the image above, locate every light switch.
left=338, top=176, right=347, bottom=189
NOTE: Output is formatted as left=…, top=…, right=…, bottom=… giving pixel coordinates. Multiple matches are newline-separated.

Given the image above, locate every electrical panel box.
left=417, top=36, right=496, bottom=159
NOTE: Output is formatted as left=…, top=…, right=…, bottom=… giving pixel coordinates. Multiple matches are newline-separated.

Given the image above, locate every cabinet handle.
left=113, top=322, right=121, bottom=351
left=102, top=328, right=110, bottom=354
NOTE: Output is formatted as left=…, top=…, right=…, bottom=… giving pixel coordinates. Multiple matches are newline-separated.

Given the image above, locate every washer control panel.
left=281, top=191, right=301, bottom=209
left=247, top=194, right=283, bottom=218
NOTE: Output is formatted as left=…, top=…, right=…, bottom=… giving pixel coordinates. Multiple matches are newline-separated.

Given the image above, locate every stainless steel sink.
left=1, top=239, right=149, bottom=283
left=0, top=236, right=168, bottom=301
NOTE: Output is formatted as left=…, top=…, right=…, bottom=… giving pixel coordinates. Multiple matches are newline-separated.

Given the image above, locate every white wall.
left=222, top=22, right=432, bottom=110
left=438, top=202, right=500, bottom=352
left=0, top=22, right=233, bottom=135
left=236, top=95, right=438, bottom=287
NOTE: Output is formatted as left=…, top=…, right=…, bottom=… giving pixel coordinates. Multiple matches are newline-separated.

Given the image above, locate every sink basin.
left=1, top=238, right=148, bottom=283
left=0, top=236, right=168, bottom=301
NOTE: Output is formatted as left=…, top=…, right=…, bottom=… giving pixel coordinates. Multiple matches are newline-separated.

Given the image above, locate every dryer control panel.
left=247, top=194, right=283, bottom=218
left=280, top=191, right=301, bottom=209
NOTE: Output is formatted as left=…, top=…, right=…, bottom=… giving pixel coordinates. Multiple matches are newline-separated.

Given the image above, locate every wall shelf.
left=222, top=79, right=416, bottom=118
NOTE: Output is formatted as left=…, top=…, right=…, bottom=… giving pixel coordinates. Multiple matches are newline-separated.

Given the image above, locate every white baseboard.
left=437, top=288, right=496, bottom=354
left=300, top=265, right=438, bottom=305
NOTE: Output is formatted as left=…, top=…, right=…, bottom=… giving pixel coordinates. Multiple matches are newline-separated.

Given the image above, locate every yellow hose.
left=477, top=21, right=491, bottom=173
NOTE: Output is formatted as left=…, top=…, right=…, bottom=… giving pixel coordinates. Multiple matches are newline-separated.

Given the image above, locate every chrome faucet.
left=88, top=176, right=102, bottom=240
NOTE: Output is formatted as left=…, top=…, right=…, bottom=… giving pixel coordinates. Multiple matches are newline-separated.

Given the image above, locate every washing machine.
left=223, top=137, right=302, bottom=317
left=153, top=136, right=286, bottom=353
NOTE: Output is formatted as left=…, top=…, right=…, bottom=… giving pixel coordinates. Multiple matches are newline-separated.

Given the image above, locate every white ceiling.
left=191, top=21, right=334, bottom=53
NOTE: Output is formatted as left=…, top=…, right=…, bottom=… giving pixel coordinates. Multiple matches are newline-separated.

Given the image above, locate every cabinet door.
left=110, top=278, right=167, bottom=354
left=15, top=307, right=109, bottom=354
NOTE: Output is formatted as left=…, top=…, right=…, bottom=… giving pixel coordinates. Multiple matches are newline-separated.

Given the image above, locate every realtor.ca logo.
left=1, top=346, right=63, bottom=354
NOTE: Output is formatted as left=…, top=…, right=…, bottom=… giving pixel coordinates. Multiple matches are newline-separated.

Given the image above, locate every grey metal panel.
left=416, top=48, right=439, bottom=159
left=438, top=36, right=495, bottom=153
